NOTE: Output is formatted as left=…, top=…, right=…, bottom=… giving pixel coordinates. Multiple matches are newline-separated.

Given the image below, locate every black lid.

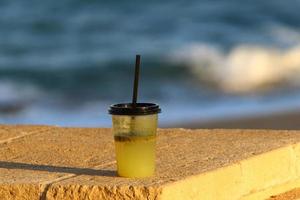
left=108, top=103, right=161, bottom=115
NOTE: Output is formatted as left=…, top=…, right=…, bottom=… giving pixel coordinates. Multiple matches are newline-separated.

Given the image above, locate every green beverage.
left=108, top=55, right=161, bottom=178
left=109, top=104, right=160, bottom=178
left=114, top=135, right=156, bottom=177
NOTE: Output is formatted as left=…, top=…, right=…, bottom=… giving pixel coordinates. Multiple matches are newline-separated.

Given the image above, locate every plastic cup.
left=109, top=103, right=161, bottom=178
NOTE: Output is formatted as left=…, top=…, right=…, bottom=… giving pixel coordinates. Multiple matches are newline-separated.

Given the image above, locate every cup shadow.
left=0, top=161, right=117, bottom=177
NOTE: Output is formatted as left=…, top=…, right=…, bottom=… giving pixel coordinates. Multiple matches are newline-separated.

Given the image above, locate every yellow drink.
left=109, top=104, right=160, bottom=178
left=114, top=135, right=156, bottom=178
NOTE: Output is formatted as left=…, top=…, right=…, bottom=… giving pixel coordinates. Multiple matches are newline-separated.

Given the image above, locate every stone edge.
left=159, top=143, right=300, bottom=200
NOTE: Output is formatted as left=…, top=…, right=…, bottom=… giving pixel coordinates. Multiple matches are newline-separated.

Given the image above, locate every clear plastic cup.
left=109, top=103, right=161, bottom=178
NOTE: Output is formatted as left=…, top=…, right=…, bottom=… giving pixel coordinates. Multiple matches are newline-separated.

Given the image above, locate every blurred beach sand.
left=168, top=110, right=300, bottom=130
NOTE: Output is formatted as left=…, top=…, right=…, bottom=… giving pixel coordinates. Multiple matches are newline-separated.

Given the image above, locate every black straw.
left=132, top=55, right=140, bottom=108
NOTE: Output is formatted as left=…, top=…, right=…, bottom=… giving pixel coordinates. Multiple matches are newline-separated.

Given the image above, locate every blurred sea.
left=1, top=0, right=300, bottom=127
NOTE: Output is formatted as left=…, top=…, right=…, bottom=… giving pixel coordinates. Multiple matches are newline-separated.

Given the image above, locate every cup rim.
left=108, top=103, right=161, bottom=115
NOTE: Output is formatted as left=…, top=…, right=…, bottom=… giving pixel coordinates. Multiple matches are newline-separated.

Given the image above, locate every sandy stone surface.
left=0, top=125, right=50, bottom=143
left=1, top=125, right=300, bottom=199
left=267, top=188, right=300, bottom=200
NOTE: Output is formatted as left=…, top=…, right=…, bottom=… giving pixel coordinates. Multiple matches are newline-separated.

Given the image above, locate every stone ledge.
left=241, top=179, right=300, bottom=200
left=0, top=125, right=50, bottom=144
left=268, top=188, right=300, bottom=200
left=1, top=125, right=300, bottom=199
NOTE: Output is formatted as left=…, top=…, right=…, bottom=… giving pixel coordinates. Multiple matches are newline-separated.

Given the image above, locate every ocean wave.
left=171, top=43, right=300, bottom=93
left=270, top=25, right=300, bottom=45
left=2, top=43, right=300, bottom=96
left=0, top=80, right=42, bottom=114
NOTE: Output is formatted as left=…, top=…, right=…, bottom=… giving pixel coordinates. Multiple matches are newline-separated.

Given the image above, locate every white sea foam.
left=172, top=43, right=300, bottom=92
left=0, top=80, right=42, bottom=108
left=270, top=25, right=300, bottom=45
